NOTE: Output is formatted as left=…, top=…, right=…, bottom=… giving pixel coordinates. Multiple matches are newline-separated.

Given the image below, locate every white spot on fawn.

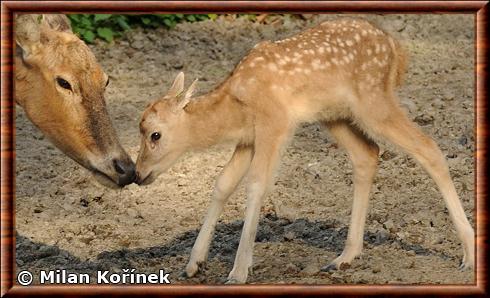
left=268, top=63, right=278, bottom=71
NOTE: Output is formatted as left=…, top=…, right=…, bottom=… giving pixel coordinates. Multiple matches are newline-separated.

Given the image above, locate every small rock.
left=38, top=245, right=59, bottom=257
left=127, top=208, right=138, bottom=218
left=339, top=262, right=351, bottom=270
left=80, top=197, right=89, bottom=207
left=372, top=266, right=381, bottom=273
left=414, top=114, right=434, bottom=126
left=273, top=201, right=297, bottom=222
left=405, top=260, right=415, bottom=268
left=301, top=263, right=320, bottom=275
left=441, top=89, right=455, bottom=101
left=299, top=14, right=315, bottom=20
left=62, top=203, right=74, bottom=211
left=118, top=237, right=131, bottom=247
left=458, top=136, right=468, bottom=146
left=130, top=40, right=145, bottom=50
left=284, top=231, right=295, bottom=241
left=374, top=229, right=390, bottom=245
left=446, top=152, right=457, bottom=159
left=284, top=263, right=300, bottom=274
left=79, top=236, right=94, bottom=244
left=33, top=207, right=43, bottom=213
left=380, top=150, right=397, bottom=161
left=391, top=19, right=406, bottom=32
left=431, top=237, right=443, bottom=245
left=383, top=219, right=395, bottom=232
left=169, top=58, right=184, bottom=69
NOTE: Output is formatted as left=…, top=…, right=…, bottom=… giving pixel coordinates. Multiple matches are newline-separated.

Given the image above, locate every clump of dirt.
left=16, top=14, right=475, bottom=284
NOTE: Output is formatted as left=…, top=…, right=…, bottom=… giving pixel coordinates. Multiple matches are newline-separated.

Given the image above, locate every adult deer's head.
left=15, top=14, right=135, bottom=187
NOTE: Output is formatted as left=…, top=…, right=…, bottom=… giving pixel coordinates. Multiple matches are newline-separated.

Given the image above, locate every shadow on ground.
left=16, top=214, right=454, bottom=284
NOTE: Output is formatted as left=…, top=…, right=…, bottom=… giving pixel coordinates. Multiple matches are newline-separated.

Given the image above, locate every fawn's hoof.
left=224, top=278, right=241, bottom=284
left=321, top=261, right=351, bottom=272
left=459, top=261, right=473, bottom=271
left=458, top=252, right=474, bottom=271
left=320, top=263, right=338, bottom=272
left=184, top=261, right=206, bottom=278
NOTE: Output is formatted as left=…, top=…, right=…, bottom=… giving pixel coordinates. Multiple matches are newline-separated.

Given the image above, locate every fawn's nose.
left=135, top=171, right=141, bottom=185
left=113, top=158, right=136, bottom=186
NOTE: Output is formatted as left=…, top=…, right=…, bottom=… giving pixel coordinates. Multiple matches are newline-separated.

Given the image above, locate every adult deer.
left=135, top=19, right=474, bottom=283
left=15, top=14, right=135, bottom=187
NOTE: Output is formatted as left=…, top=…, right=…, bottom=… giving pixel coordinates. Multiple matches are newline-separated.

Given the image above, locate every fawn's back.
left=226, top=18, right=406, bottom=124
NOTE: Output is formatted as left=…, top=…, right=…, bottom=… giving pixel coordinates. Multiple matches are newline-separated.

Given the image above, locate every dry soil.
left=15, top=14, right=475, bottom=285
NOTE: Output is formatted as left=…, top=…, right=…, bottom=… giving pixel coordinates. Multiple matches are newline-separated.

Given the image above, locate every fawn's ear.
left=166, top=72, right=185, bottom=98
left=185, top=78, right=198, bottom=100
left=175, top=79, right=198, bottom=111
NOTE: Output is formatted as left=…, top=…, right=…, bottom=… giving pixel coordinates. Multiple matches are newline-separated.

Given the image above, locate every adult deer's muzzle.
left=113, top=157, right=137, bottom=186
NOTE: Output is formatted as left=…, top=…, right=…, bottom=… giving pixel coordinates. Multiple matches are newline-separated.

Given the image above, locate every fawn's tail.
left=388, top=36, right=408, bottom=88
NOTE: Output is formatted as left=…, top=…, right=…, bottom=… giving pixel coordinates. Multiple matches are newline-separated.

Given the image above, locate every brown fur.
left=15, top=14, right=134, bottom=187
left=136, top=18, right=474, bottom=283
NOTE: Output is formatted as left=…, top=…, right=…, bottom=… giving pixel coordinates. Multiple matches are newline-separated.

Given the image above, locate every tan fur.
left=136, top=18, right=474, bottom=283
left=15, top=14, right=135, bottom=187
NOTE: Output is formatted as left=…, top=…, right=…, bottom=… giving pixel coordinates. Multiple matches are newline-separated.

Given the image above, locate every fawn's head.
left=15, top=14, right=135, bottom=187
left=136, top=72, right=198, bottom=185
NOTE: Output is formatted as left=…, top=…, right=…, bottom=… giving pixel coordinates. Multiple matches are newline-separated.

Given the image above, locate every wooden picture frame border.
left=1, top=1, right=488, bottom=296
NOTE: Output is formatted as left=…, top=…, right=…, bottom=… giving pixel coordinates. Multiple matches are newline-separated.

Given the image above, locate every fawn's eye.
left=105, top=78, right=110, bottom=87
left=56, top=77, right=72, bottom=90
left=151, top=132, right=161, bottom=142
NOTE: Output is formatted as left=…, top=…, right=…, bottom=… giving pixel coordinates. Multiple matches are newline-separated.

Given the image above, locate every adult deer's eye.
left=151, top=132, right=161, bottom=142
left=56, top=77, right=72, bottom=90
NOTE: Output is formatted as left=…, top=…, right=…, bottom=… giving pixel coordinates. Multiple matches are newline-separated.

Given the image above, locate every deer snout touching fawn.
left=135, top=19, right=474, bottom=284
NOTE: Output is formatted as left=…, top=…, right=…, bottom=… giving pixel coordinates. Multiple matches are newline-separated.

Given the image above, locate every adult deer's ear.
left=16, top=14, right=72, bottom=60
left=15, top=14, right=43, bottom=58
left=42, top=14, right=72, bottom=33
left=176, top=79, right=198, bottom=110
left=166, top=72, right=185, bottom=98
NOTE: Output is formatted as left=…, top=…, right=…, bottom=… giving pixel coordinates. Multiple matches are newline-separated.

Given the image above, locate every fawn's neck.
left=184, top=86, right=250, bottom=149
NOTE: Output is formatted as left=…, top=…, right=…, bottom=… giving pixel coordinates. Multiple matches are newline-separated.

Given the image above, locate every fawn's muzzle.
left=135, top=171, right=154, bottom=186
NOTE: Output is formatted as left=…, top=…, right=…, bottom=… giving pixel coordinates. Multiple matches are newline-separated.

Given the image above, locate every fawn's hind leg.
left=185, top=144, right=253, bottom=277
left=321, top=120, right=379, bottom=271
left=358, top=96, right=474, bottom=270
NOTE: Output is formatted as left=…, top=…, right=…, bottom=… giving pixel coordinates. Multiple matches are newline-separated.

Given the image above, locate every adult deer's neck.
left=184, top=85, right=251, bottom=149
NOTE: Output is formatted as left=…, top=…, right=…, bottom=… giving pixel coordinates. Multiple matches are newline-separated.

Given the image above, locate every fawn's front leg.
left=226, top=122, right=291, bottom=284
left=185, top=144, right=253, bottom=277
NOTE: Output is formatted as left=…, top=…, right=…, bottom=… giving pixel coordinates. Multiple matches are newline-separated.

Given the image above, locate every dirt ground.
left=15, top=14, right=475, bottom=285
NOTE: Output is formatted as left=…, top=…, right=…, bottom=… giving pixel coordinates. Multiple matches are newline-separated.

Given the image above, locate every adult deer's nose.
left=113, top=158, right=136, bottom=186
